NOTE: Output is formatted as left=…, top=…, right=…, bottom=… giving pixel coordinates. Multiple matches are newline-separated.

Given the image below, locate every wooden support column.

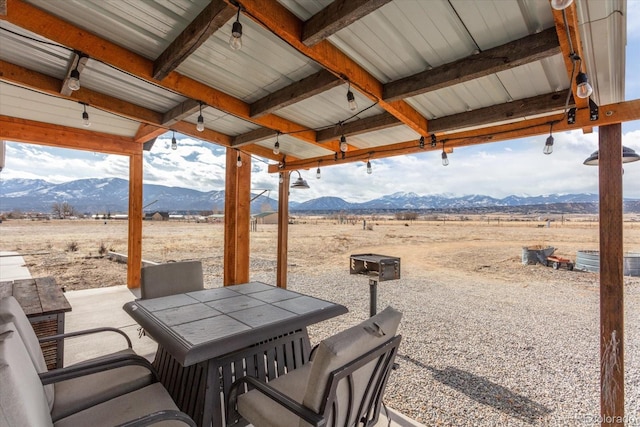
left=276, top=172, right=290, bottom=288
left=224, top=150, right=251, bottom=285
left=127, top=151, right=143, bottom=288
left=598, top=123, right=624, bottom=426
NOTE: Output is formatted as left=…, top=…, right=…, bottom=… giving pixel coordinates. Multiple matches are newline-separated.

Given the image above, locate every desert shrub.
left=98, top=242, right=107, bottom=256
left=366, top=224, right=374, bottom=231
left=66, top=241, right=79, bottom=252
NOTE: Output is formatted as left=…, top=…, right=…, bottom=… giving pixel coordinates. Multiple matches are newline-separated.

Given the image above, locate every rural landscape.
left=1, top=213, right=639, bottom=426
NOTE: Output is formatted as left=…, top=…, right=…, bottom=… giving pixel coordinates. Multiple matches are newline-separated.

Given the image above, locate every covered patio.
left=1, top=0, right=639, bottom=425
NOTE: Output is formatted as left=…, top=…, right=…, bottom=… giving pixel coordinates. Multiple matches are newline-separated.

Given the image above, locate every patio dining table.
left=123, top=281, right=347, bottom=427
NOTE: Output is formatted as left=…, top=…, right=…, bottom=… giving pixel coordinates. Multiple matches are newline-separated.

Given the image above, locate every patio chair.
left=227, top=306, right=402, bottom=427
left=0, top=321, right=196, bottom=426
left=0, top=295, right=155, bottom=422
left=140, top=260, right=204, bottom=299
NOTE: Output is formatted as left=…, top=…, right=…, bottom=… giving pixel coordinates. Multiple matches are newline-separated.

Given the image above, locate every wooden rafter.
left=0, top=115, right=141, bottom=156
left=231, top=128, right=277, bottom=148
left=316, top=112, right=399, bottom=142
left=269, top=98, right=640, bottom=172
left=302, top=0, right=392, bottom=47
left=552, top=4, right=589, bottom=111
left=231, top=0, right=429, bottom=137
left=2, top=0, right=319, bottom=154
left=162, top=99, right=201, bottom=126
left=134, top=124, right=166, bottom=144
left=250, top=69, right=341, bottom=118
left=383, top=27, right=561, bottom=102
left=153, top=0, right=236, bottom=80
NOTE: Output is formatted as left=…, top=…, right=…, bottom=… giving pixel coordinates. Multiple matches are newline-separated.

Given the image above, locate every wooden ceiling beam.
left=153, top=0, right=236, bottom=80
left=231, top=128, right=277, bottom=148
left=233, top=0, right=429, bottom=137
left=316, top=111, right=399, bottom=142
left=302, top=0, right=391, bottom=47
left=0, top=115, right=141, bottom=156
left=383, top=27, right=560, bottom=102
left=270, top=98, right=640, bottom=172
left=250, top=69, right=341, bottom=118
left=0, top=60, right=162, bottom=124
left=162, top=98, right=201, bottom=126
left=3, top=0, right=318, bottom=148
left=552, top=4, right=589, bottom=110
left=134, top=124, right=166, bottom=144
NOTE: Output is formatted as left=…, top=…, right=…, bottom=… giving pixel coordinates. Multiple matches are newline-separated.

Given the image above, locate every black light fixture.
left=171, top=130, right=177, bottom=150
left=346, top=82, right=357, bottom=112
left=236, top=151, right=242, bottom=167
left=316, top=161, right=321, bottom=179
left=273, top=132, right=280, bottom=155
left=543, top=124, right=554, bottom=155
left=419, top=136, right=425, bottom=149
left=366, top=159, right=372, bottom=175
left=229, top=6, right=242, bottom=50
left=81, top=103, right=90, bottom=127
left=441, top=143, right=449, bottom=166
left=431, top=134, right=437, bottom=148
left=583, top=146, right=640, bottom=166
left=291, top=171, right=310, bottom=189
left=196, top=102, right=205, bottom=132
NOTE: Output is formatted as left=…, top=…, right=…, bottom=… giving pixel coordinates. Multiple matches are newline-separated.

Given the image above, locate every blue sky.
left=2, top=2, right=639, bottom=203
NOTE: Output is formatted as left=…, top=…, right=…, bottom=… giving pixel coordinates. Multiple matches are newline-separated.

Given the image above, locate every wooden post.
left=598, top=123, right=624, bottom=426
left=127, top=151, right=143, bottom=288
left=224, top=150, right=250, bottom=286
left=276, top=172, right=290, bottom=288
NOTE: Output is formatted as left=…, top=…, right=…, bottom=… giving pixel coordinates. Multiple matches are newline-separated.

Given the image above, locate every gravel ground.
left=249, top=265, right=640, bottom=427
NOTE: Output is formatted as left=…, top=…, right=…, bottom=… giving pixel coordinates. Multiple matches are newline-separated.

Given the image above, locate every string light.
left=316, top=161, right=321, bottom=179
left=273, top=132, right=280, bottom=155
left=340, top=135, right=348, bottom=153
left=171, top=130, right=177, bottom=150
left=67, top=53, right=85, bottom=91
left=543, top=124, right=554, bottom=155
left=229, top=7, right=242, bottom=50
left=81, top=103, right=90, bottom=127
left=441, top=143, right=449, bottom=166
left=575, top=72, right=593, bottom=98
left=366, top=159, right=372, bottom=174
left=419, top=136, right=425, bottom=149
left=236, top=151, right=243, bottom=167
left=431, top=134, right=437, bottom=148
left=196, top=102, right=205, bottom=132
left=346, top=82, right=357, bottom=111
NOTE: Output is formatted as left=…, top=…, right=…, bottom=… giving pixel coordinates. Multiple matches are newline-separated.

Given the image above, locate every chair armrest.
left=38, top=327, right=133, bottom=349
left=39, top=353, right=158, bottom=385
left=114, top=410, right=197, bottom=427
left=228, top=376, right=325, bottom=427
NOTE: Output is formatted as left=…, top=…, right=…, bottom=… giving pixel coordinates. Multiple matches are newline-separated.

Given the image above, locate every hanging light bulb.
left=279, top=173, right=284, bottom=184
left=576, top=72, right=593, bottom=99
left=550, top=0, right=573, bottom=10
left=431, top=134, right=437, bottom=148
left=273, top=133, right=280, bottom=155
left=543, top=123, right=554, bottom=155
left=419, top=136, right=425, bottom=149
left=366, top=160, right=372, bottom=175
left=340, top=135, right=348, bottom=153
left=346, top=82, right=357, bottom=112
left=68, top=68, right=81, bottom=91
left=441, top=151, right=449, bottom=166
left=236, top=152, right=242, bottom=167
left=81, top=104, right=90, bottom=127
left=316, top=167, right=321, bottom=179
left=196, top=103, right=205, bottom=132
left=171, top=131, right=177, bottom=150
left=229, top=7, right=243, bottom=50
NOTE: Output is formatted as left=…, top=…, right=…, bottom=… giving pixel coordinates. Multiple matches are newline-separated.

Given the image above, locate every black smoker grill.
left=350, top=254, right=400, bottom=316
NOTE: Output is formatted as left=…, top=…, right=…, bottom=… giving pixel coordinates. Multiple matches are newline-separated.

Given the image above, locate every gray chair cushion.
left=0, top=322, right=54, bottom=427
left=140, top=261, right=204, bottom=299
left=237, top=363, right=312, bottom=427
left=53, top=382, right=184, bottom=427
left=0, top=296, right=55, bottom=410
left=302, top=306, right=402, bottom=418
left=50, top=348, right=154, bottom=422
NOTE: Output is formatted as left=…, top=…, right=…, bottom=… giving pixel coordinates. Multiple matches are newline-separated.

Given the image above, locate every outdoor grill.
left=350, top=254, right=400, bottom=316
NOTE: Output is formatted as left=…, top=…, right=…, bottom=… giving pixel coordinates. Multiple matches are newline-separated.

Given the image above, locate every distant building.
left=253, top=211, right=278, bottom=225
left=145, top=211, right=169, bottom=221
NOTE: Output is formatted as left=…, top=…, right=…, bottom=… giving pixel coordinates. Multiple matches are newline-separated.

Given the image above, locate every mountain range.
left=1, top=178, right=639, bottom=214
